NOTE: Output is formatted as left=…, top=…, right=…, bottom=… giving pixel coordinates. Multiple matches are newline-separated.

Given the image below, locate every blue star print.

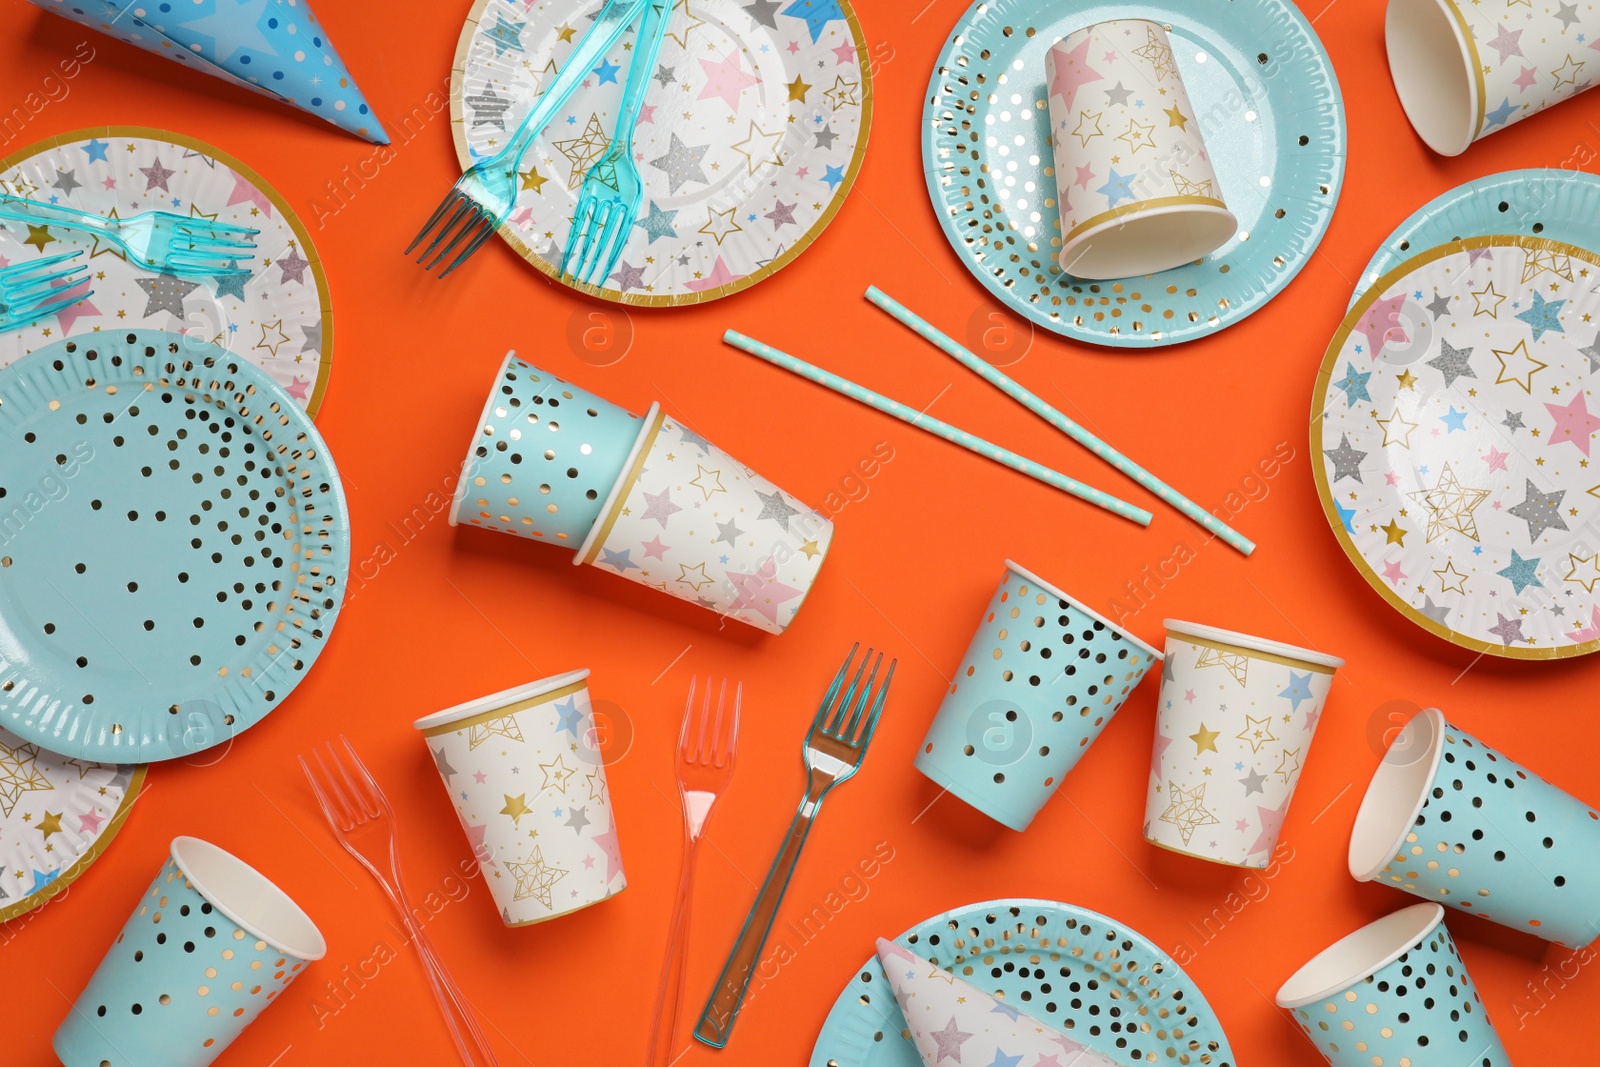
left=1497, top=550, right=1542, bottom=595
left=1097, top=167, right=1136, bottom=207
left=636, top=201, right=679, bottom=243
left=821, top=164, right=846, bottom=190
left=488, top=15, right=526, bottom=55
left=81, top=138, right=109, bottom=163
left=1335, top=500, right=1357, bottom=534
left=600, top=547, right=638, bottom=572
left=780, top=0, right=846, bottom=43
left=1439, top=406, right=1468, bottom=433
left=555, top=696, right=584, bottom=738
left=593, top=58, right=621, bottom=84
left=1279, top=671, right=1315, bottom=711
left=1483, top=97, right=1517, bottom=129
left=1514, top=290, right=1565, bottom=341
left=1332, top=362, right=1372, bottom=408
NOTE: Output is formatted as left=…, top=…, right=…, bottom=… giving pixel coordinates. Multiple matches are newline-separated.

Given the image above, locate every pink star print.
left=1381, top=559, right=1407, bottom=583
left=1248, top=796, right=1291, bottom=855
left=1304, top=708, right=1321, bottom=732
left=286, top=375, right=310, bottom=401
left=1566, top=606, right=1600, bottom=643
left=1150, top=732, right=1173, bottom=781
left=1385, top=472, right=1402, bottom=486
left=1049, top=37, right=1103, bottom=113
left=726, top=555, right=802, bottom=623
left=1513, top=65, right=1539, bottom=92
left=1482, top=445, right=1510, bottom=472
left=698, top=50, right=758, bottom=111
left=78, top=809, right=105, bottom=833
left=638, top=103, right=656, bottom=124
left=473, top=770, right=488, bottom=784
left=1183, top=689, right=1196, bottom=703
left=1355, top=293, right=1408, bottom=359
left=831, top=40, right=857, bottom=65
left=225, top=170, right=274, bottom=216
left=1074, top=162, right=1096, bottom=190
left=1485, top=24, right=1523, bottom=65
left=593, top=823, right=625, bottom=883
left=1544, top=392, right=1600, bottom=456
left=641, top=535, right=670, bottom=559
left=461, top=820, right=494, bottom=867
left=54, top=279, right=101, bottom=335
left=684, top=255, right=747, bottom=292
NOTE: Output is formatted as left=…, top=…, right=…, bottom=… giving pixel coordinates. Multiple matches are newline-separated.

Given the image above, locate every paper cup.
left=575, top=410, right=833, bottom=635
left=450, top=352, right=647, bottom=548
left=1277, top=903, right=1510, bottom=1067
left=1350, top=708, right=1600, bottom=947
left=1045, top=20, right=1237, bottom=279
left=1144, top=620, right=1343, bottom=867
left=414, top=670, right=625, bottom=926
left=53, top=837, right=325, bottom=1067
left=914, top=561, right=1161, bottom=831
left=1386, top=0, right=1599, bottom=155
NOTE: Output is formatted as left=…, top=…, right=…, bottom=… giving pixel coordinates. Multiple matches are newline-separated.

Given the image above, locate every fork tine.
left=336, top=736, right=385, bottom=819
left=165, top=254, right=245, bottom=273
left=406, top=192, right=464, bottom=255
left=423, top=206, right=488, bottom=271
left=560, top=198, right=597, bottom=279
left=693, top=677, right=714, bottom=764
left=313, top=745, right=362, bottom=826
left=707, top=678, right=726, bottom=766
left=813, top=643, right=860, bottom=731
left=678, top=676, right=698, bottom=762
left=855, top=659, right=896, bottom=749
left=437, top=221, right=499, bottom=279
left=592, top=208, right=633, bottom=288
left=305, top=749, right=356, bottom=831
left=716, top=681, right=741, bottom=767
left=298, top=754, right=353, bottom=833
left=417, top=198, right=478, bottom=265
left=175, top=221, right=261, bottom=238
left=840, top=651, right=884, bottom=742
left=4, top=251, right=82, bottom=279
left=827, top=648, right=873, bottom=736
left=16, top=291, right=93, bottom=320
left=178, top=235, right=259, bottom=254
left=576, top=204, right=616, bottom=287
left=7, top=263, right=89, bottom=296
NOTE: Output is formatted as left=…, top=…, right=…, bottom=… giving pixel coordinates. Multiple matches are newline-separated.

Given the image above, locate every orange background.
left=4, top=1, right=1599, bottom=1064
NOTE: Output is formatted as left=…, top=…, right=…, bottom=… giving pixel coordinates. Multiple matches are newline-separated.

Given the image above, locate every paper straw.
left=865, top=286, right=1255, bottom=556
left=722, top=330, right=1152, bottom=526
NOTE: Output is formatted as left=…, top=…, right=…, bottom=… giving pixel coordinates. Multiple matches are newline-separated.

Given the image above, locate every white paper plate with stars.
left=451, top=0, right=871, bottom=304
left=0, top=128, right=332, bottom=415
left=1312, top=235, right=1600, bottom=660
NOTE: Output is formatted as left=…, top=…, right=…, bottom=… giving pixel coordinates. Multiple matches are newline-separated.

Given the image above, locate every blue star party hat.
left=30, top=0, right=388, bottom=143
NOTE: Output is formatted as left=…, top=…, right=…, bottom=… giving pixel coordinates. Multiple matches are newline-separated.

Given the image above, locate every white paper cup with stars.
left=53, top=836, right=325, bottom=1067
left=415, top=670, right=626, bottom=927
left=1045, top=19, right=1237, bottom=279
left=575, top=409, right=834, bottom=635
left=1144, top=620, right=1343, bottom=867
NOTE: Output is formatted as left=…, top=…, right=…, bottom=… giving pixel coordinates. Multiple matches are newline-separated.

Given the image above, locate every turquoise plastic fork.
left=559, top=0, right=673, bottom=288
left=407, top=0, right=651, bottom=277
left=0, top=194, right=257, bottom=278
left=0, top=252, right=93, bottom=331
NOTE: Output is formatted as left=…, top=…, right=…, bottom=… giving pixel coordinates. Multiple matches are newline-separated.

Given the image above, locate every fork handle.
left=0, top=194, right=112, bottom=234
left=614, top=1, right=672, bottom=135
left=693, top=786, right=825, bottom=1048
left=646, top=834, right=702, bottom=1067
left=407, top=920, right=501, bottom=1066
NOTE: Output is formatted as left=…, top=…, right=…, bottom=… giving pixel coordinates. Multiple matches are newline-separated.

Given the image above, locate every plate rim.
left=1311, top=232, right=1600, bottom=661
left=919, top=0, right=1346, bottom=349
left=447, top=0, right=874, bottom=306
left=0, top=126, right=334, bottom=418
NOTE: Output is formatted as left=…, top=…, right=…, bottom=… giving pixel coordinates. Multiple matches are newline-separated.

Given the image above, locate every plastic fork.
left=559, top=0, right=673, bottom=288
left=300, top=737, right=500, bottom=1067
left=406, top=0, right=651, bottom=277
left=693, top=646, right=896, bottom=1048
left=0, top=252, right=93, bottom=331
left=0, top=193, right=257, bottom=278
left=647, top=677, right=742, bottom=1067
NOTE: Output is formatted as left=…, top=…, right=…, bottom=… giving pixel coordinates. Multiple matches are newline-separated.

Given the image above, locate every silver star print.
left=1506, top=480, right=1569, bottom=543
left=813, top=123, right=839, bottom=150
left=1503, top=410, right=1526, bottom=433
left=135, top=274, right=199, bottom=318
left=1424, top=291, right=1451, bottom=319
left=1579, top=330, right=1600, bottom=375
left=301, top=320, right=323, bottom=355
left=432, top=746, right=459, bottom=779
left=1426, top=339, right=1475, bottom=388
left=1418, top=596, right=1452, bottom=625
left=565, top=805, right=590, bottom=833
left=715, top=518, right=745, bottom=546
left=743, top=0, right=784, bottom=28
left=755, top=488, right=800, bottom=530
left=654, top=64, right=677, bottom=87
left=465, top=86, right=511, bottom=130
left=1323, top=434, right=1367, bottom=483
left=1103, top=81, right=1134, bottom=106
left=52, top=169, right=81, bottom=195
left=1554, top=1, right=1581, bottom=28
left=648, top=134, right=710, bottom=193
left=1238, top=768, right=1267, bottom=796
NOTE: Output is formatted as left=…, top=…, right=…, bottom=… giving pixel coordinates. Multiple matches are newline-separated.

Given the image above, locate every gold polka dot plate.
left=0, top=330, right=349, bottom=761
left=0, top=128, right=332, bottom=415
left=451, top=0, right=871, bottom=304
left=1313, top=235, right=1600, bottom=659
left=924, top=0, right=1343, bottom=347
left=808, top=899, right=1234, bottom=1067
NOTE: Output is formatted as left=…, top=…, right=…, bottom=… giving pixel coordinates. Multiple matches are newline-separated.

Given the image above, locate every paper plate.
left=923, top=0, right=1343, bottom=348
left=451, top=0, right=870, bottom=304
left=1351, top=168, right=1600, bottom=307
left=0, top=128, right=332, bottom=414
left=809, top=898, right=1234, bottom=1067
left=1313, top=235, right=1600, bottom=659
left=0, top=725, right=144, bottom=924
left=0, top=330, right=349, bottom=761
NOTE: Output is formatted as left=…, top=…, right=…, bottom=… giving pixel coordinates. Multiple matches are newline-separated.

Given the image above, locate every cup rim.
left=412, top=669, right=591, bottom=731
left=449, top=349, right=522, bottom=528
left=575, top=401, right=664, bottom=563
left=1275, top=903, right=1444, bottom=1008
left=1347, top=707, right=1448, bottom=880
left=170, top=836, right=327, bottom=961
left=1162, top=619, right=1344, bottom=669
left=1006, top=559, right=1162, bottom=659
left=1059, top=202, right=1239, bottom=280
left=1384, top=0, right=1478, bottom=156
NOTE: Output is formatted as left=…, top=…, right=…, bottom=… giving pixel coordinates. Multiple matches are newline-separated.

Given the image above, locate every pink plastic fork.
left=300, top=736, right=499, bottom=1066
left=646, top=678, right=741, bottom=1067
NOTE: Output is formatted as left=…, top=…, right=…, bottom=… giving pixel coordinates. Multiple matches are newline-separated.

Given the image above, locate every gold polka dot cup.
left=1277, top=903, right=1510, bottom=1067
left=1045, top=20, right=1237, bottom=279
left=1350, top=708, right=1600, bottom=947
left=1144, top=621, right=1342, bottom=867
left=414, top=670, right=626, bottom=927
left=53, top=836, right=325, bottom=1067
left=913, top=561, right=1161, bottom=831
left=575, top=411, right=833, bottom=635
left=1386, top=0, right=1599, bottom=155
left=449, top=352, right=647, bottom=548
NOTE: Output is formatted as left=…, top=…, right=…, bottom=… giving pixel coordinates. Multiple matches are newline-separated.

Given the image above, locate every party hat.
left=30, top=0, right=388, bottom=143
left=875, top=938, right=1118, bottom=1067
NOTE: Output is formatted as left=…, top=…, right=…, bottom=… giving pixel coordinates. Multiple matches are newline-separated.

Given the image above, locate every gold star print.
left=507, top=847, right=567, bottom=907
left=0, top=175, right=39, bottom=197
left=254, top=319, right=292, bottom=357
left=799, top=539, right=821, bottom=559
left=1189, top=723, right=1221, bottom=753
left=1195, top=648, right=1249, bottom=686
left=500, top=793, right=532, bottom=825
left=0, top=740, right=53, bottom=818
left=1471, top=282, right=1506, bottom=317
left=1564, top=552, right=1600, bottom=593
left=1072, top=110, right=1104, bottom=146
left=1117, top=117, right=1158, bottom=154
left=1521, top=248, right=1574, bottom=284
left=665, top=0, right=704, bottom=49
left=1273, top=748, right=1302, bottom=783
left=1395, top=369, right=1418, bottom=390
left=688, top=464, right=726, bottom=498
left=553, top=114, right=611, bottom=189
left=677, top=562, right=714, bottom=590
left=698, top=206, right=743, bottom=245
left=1235, top=715, right=1278, bottom=753
left=786, top=74, right=811, bottom=102
left=1376, top=407, right=1421, bottom=449
left=1164, top=106, right=1189, bottom=130
left=1550, top=54, right=1585, bottom=89
left=468, top=715, right=524, bottom=750
left=24, top=224, right=54, bottom=252
left=1168, top=169, right=1214, bottom=198
left=520, top=167, right=548, bottom=193
left=1492, top=340, right=1547, bottom=394
left=1133, top=26, right=1179, bottom=81
left=1158, top=783, right=1219, bottom=845
left=36, top=809, right=64, bottom=841
left=556, top=23, right=576, bottom=42
left=1407, top=463, right=1491, bottom=542
left=730, top=121, right=784, bottom=176
left=1380, top=518, right=1409, bottom=545
left=585, top=770, right=608, bottom=804
left=539, top=754, right=576, bottom=793
left=1434, top=560, right=1470, bottom=594
left=823, top=76, right=860, bottom=111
